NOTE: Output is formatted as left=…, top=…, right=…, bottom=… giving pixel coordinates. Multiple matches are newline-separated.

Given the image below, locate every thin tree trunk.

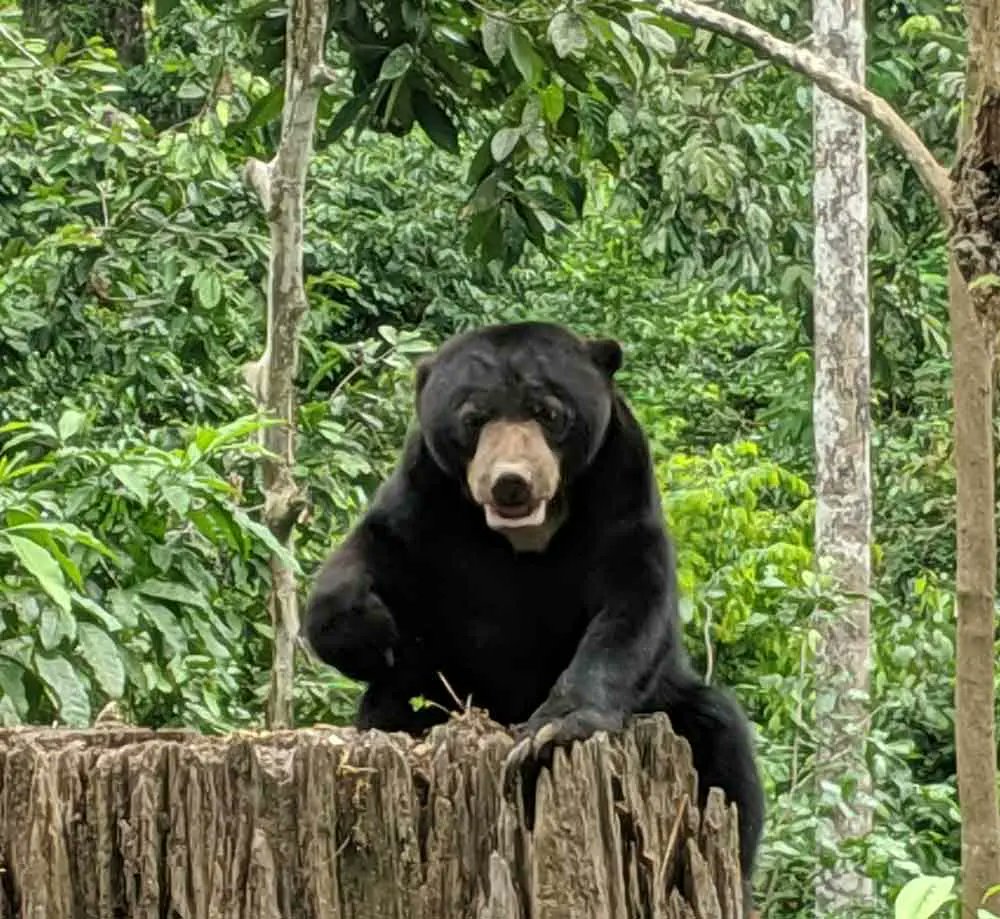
left=947, top=258, right=1000, bottom=916
left=949, top=4, right=1000, bottom=911
left=242, top=0, right=331, bottom=728
left=811, top=0, right=873, bottom=907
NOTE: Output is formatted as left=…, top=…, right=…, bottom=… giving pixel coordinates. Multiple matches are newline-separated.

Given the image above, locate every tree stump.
left=0, top=712, right=743, bottom=918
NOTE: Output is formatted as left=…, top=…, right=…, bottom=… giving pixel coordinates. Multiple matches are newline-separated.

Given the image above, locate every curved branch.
left=654, top=0, right=954, bottom=220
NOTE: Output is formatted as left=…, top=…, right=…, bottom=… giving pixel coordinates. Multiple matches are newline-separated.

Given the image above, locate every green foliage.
left=892, top=875, right=1000, bottom=919
left=0, top=12, right=266, bottom=429
left=0, top=414, right=282, bottom=729
left=1, top=0, right=985, bottom=915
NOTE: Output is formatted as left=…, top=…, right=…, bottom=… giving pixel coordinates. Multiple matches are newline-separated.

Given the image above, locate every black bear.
left=303, top=321, right=764, bottom=906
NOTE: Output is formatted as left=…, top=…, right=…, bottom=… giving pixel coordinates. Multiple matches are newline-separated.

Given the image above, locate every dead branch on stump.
left=0, top=714, right=743, bottom=919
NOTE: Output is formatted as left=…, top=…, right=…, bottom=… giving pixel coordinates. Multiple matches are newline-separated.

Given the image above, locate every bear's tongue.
left=485, top=500, right=547, bottom=530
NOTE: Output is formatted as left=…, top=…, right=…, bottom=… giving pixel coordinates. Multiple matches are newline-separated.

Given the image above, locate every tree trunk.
left=22, top=0, right=146, bottom=67
left=811, top=0, right=873, bottom=908
left=949, top=4, right=1000, bottom=911
left=242, top=0, right=331, bottom=729
left=946, top=259, right=1000, bottom=917
left=0, top=715, right=743, bottom=919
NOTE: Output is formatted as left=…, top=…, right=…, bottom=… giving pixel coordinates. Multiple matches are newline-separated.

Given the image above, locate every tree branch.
left=654, top=0, right=954, bottom=219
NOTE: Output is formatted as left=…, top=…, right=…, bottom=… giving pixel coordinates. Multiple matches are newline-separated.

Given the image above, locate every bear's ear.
left=586, top=338, right=623, bottom=377
left=414, top=356, right=434, bottom=397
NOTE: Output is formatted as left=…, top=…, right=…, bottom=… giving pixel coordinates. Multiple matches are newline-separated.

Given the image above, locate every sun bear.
left=303, top=321, right=764, bottom=907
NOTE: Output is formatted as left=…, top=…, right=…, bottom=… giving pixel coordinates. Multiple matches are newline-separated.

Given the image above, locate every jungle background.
left=0, top=0, right=982, bottom=915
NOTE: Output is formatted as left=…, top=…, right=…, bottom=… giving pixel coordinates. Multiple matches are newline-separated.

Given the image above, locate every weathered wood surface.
left=0, top=713, right=742, bottom=919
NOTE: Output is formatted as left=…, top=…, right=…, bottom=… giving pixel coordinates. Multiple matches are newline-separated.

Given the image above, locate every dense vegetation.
left=0, top=0, right=985, bottom=915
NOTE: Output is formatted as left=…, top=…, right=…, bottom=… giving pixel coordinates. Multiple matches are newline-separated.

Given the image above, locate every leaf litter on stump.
left=0, top=712, right=743, bottom=918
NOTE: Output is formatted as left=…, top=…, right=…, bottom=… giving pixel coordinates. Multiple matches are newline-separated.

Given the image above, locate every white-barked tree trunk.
left=811, top=0, right=873, bottom=908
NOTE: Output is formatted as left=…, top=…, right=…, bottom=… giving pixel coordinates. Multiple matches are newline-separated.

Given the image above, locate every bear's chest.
left=410, top=537, right=591, bottom=720
left=429, top=550, right=585, bottom=639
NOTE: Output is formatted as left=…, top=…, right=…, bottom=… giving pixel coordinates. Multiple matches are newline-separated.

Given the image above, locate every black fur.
left=304, top=321, right=764, bottom=905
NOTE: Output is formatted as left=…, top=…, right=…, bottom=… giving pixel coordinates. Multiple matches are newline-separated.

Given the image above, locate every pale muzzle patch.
left=466, top=420, right=560, bottom=533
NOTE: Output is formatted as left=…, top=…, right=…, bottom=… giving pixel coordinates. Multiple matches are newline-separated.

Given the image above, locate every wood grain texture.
left=0, top=714, right=743, bottom=919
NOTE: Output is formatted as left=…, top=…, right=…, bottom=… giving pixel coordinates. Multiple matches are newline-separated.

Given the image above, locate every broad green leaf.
left=57, top=409, right=86, bottom=441
left=74, top=596, right=121, bottom=632
left=508, top=28, right=544, bottom=85
left=0, top=697, right=20, bottom=727
left=6, top=534, right=71, bottom=612
left=540, top=84, right=565, bottom=124
left=150, top=544, right=172, bottom=572
left=162, top=485, right=192, bottom=517
left=481, top=16, right=510, bottom=65
left=194, top=269, right=222, bottom=310
left=35, top=654, right=91, bottom=726
left=0, top=658, right=27, bottom=716
left=524, top=128, right=547, bottom=156
left=379, top=44, right=414, bottom=81
left=16, top=595, right=39, bottom=625
left=548, top=11, right=588, bottom=58
left=629, top=17, right=677, bottom=56
left=107, top=590, right=139, bottom=628
left=48, top=540, right=82, bottom=589
left=140, top=602, right=187, bottom=655
left=240, top=85, right=284, bottom=133
left=79, top=61, right=120, bottom=75
left=514, top=199, right=549, bottom=252
left=39, top=604, right=76, bottom=650
left=189, top=615, right=231, bottom=659
left=466, top=137, right=493, bottom=186
left=895, top=876, right=956, bottom=919
left=176, top=81, right=205, bottom=100
left=110, top=465, right=150, bottom=506
left=77, top=623, right=125, bottom=698
left=198, top=414, right=267, bottom=455
left=461, top=174, right=501, bottom=217
left=232, top=510, right=300, bottom=571
left=491, top=127, right=522, bottom=163
left=413, top=93, right=459, bottom=155
left=0, top=637, right=33, bottom=667
left=136, top=579, right=211, bottom=612
left=325, top=93, right=370, bottom=145
left=4, top=522, right=111, bottom=556
left=552, top=56, right=590, bottom=92
left=520, top=97, right=541, bottom=128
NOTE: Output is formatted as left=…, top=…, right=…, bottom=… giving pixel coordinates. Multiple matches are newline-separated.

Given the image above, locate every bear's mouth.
left=484, top=499, right=548, bottom=530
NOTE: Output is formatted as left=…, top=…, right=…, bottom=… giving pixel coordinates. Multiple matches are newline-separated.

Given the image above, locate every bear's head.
left=415, top=322, right=622, bottom=550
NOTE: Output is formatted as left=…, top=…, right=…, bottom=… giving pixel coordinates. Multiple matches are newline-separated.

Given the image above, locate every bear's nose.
left=491, top=471, right=532, bottom=508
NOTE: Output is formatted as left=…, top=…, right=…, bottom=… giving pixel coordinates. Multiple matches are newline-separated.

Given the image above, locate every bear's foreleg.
left=302, top=527, right=402, bottom=683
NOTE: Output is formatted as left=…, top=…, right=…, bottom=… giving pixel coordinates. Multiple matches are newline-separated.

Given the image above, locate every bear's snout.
left=491, top=469, right=533, bottom=509
left=465, top=419, right=560, bottom=533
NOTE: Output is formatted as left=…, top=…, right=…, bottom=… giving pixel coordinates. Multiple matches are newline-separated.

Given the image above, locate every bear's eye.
left=459, top=404, right=488, bottom=434
left=535, top=399, right=569, bottom=435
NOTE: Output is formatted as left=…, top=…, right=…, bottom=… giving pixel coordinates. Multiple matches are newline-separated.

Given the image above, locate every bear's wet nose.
left=491, top=472, right=532, bottom=508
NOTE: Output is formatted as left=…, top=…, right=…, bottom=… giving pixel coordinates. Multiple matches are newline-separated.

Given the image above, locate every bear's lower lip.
left=484, top=500, right=547, bottom=530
